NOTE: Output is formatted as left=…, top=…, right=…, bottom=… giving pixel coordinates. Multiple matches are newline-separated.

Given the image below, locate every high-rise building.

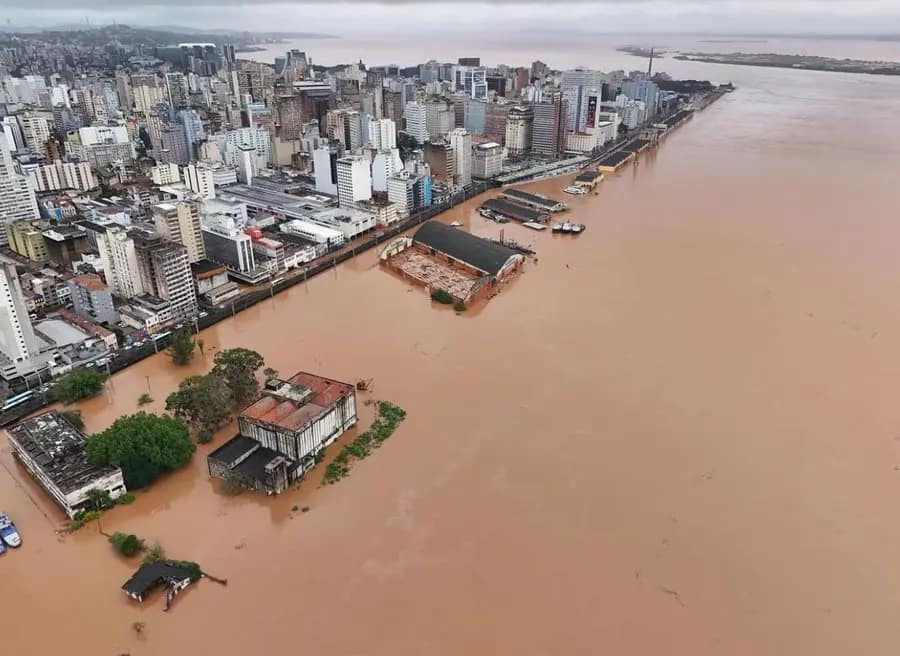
left=2, top=116, right=26, bottom=151
left=336, top=155, right=372, bottom=207
left=66, top=125, right=134, bottom=168
left=23, top=160, right=97, bottom=193
left=133, top=232, right=198, bottom=321
left=0, top=262, right=42, bottom=378
left=178, top=109, right=205, bottom=157
left=403, top=101, right=428, bottom=144
left=454, top=66, right=487, bottom=99
left=484, top=103, right=510, bottom=144
left=97, top=227, right=144, bottom=298
left=131, top=74, right=166, bottom=115
left=182, top=163, right=217, bottom=199
left=447, top=128, right=472, bottom=187
left=0, top=132, right=39, bottom=246
left=531, top=100, right=568, bottom=158
left=152, top=201, right=206, bottom=263
left=371, top=148, right=404, bottom=193
left=366, top=117, right=397, bottom=150
left=505, top=105, right=534, bottom=158
left=151, top=162, right=181, bottom=185
left=561, top=69, right=608, bottom=132
left=473, top=142, right=504, bottom=179
left=18, top=112, right=52, bottom=155
left=425, top=99, right=453, bottom=141
left=157, top=124, right=191, bottom=165
left=201, top=217, right=257, bottom=275
left=423, top=141, right=455, bottom=183
left=622, top=79, right=660, bottom=117
left=313, top=144, right=340, bottom=195
left=531, top=60, right=549, bottom=80
left=166, top=72, right=190, bottom=110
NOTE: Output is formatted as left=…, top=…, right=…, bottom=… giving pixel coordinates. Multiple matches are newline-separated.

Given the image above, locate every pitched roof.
left=413, top=221, right=520, bottom=276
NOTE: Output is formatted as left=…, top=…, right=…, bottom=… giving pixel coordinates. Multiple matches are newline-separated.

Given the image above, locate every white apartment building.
left=182, top=162, right=232, bottom=199
left=0, top=132, right=39, bottom=246
left=473, top=142, right=504, bottom=179
left=313, top=145, right=339, bottom=195
left=336, top=155, right=372, bottom=207
left=97, top=227, right=144, bottom=298
left=24, top=160, right=98, bottom=193
left=403, top=101, right=428, bottom=144
left=367, top=117, right=397, bottom=150
left=19, top=112, right=52, bottom=155
left=371, top=148, right=404, bottom=193
left=151, top=162, right=181, bottom=185
left=447, top=128, right=473, bottom=188
left=0, top=262, right=41, bottom=377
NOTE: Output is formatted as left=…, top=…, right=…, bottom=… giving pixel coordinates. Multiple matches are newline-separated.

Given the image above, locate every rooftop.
left=122, top=560, right=198, bottom=599
left=190, top=259, right=227, bottom=278
left=413, top=221, right=521, bottom=277
left=6, top=412, right=121, bottom=495
left=240, top=372, right=354, bottom=433
left=70, top=273, right=108, bottom=292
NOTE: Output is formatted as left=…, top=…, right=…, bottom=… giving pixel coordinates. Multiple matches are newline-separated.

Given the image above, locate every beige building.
left=6, top=219, right=48, bottom=262
left=152, top=201, right=206, bottom=263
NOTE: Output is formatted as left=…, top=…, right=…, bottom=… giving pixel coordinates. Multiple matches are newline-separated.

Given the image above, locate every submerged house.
left=208, top=372, right=357, bottom=494
left=122, top=560, right=201, bottom=608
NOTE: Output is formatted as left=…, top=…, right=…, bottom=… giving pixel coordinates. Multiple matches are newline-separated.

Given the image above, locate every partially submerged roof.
left=413, top=221, right=520, bottom=276
left=122, top=560, right=198, bottom=598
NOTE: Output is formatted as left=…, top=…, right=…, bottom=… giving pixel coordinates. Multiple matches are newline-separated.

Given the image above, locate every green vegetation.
left=61, top=409, right=85, bottom=430
left=453, top=299, right=466, bottom=312
left=116, top=492, right=136, bottom=505
left=137, top=393, right=153, bottom=406
left=86, top=412, right=196, bottom=489
left=263, top=367, right=279, bottom=381
left=212, top=347, right=265, bottom=407
left=85, top=488, right=115, bottom=511
left=430, top=288, right=454, bottom=304
left=167, top=328, right=196, bottom=365
left=165, top=374, right=231, bottom=437
left=53, top=367, right=107, bottom=404
left=69, top=509, right=102, bottom=530
left=109, top=531, right=144, bottom=557
left=322, top=401, right=406, bottom=485
left=142, top=541, right=166, bottom=565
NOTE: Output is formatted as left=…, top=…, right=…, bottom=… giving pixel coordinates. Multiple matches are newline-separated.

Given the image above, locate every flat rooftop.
left=6, top=412, right=121, bottom=495
left=502, top=189, right=565, bottom=210
left=597, top=151, right=634, bottom=167
left=481, top=198, right=545, bottom=223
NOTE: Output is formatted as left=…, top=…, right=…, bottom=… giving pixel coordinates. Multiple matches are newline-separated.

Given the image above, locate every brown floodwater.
left=4, top=50, right=900, bottom=655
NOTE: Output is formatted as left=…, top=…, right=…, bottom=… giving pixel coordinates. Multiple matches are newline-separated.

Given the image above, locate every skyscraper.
left=531, top=99, right=568, bottom=158
left=367, top=117, right=397, bottom=150
left=336, top=155, right=373, bottom=207
left=313, top=144, right=340, bottom=195
left=447, top=128, right=473, bottom=187
left=97, top=227, right=144, bottom=299
left=403, top=101, right=429, bottom=144
left=505, top=105, right=534, bottom=158
left=152, top=201, right=206, bottom=264
left=166, top=72, right=190, bottom=110
left=0, top=262, right=41, bottom=377
left=0, top=132, right=39, bottom=246
left=133, top=231, right=198, bottom=321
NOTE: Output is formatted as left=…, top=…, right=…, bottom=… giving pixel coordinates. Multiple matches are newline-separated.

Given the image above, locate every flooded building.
left=380, top=221, right=524, bottom=304
left=122, top=560, right=198, bottom=606
left=208, top=372, right=357, bottom=494
left=5, top=411, right=126, bottom=517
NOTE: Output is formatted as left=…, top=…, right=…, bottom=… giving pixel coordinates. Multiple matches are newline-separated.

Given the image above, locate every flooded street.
left=5, top=50, right=900, bottom=655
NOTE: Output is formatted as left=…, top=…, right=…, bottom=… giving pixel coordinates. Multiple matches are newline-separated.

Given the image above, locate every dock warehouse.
left=480, top=197, right=548, bottom=223
left=596, top=150, right=635, bottom=173
left=501, top=189, right=568, bottom=213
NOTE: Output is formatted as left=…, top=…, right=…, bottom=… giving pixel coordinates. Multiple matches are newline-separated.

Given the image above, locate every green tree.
left=53, top=367, right=107, bottom=404
left=263, top=367, right=278, bottom=381
left=85, top=488, right=114, bottom=511
left=137, top=393, right=153, bottom=406
left=212, top=348, right=265, bottom=407
left=397, top=132, right=420, bottom=153
left=61, top=409, right=85, bottom=430
left=109, top=531, right=144, bottom=557
left=167, top=328, right=196, bottom=366
left=165, top=374, right=231, bottom=435
left=86, top=412, right=196, bottom=489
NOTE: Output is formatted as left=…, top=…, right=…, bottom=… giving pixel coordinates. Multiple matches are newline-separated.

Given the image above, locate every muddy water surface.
left=4, top=60, right=900, bottom=655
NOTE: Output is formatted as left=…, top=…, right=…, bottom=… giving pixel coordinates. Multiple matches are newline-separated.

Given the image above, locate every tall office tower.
left=134, top=232, right=198, bottom=321
left=132, top=74, right=166, bottom=116
left=484, top=103, right=510, bottom=144
left=454, top=66, right=488, bottom=99
left=531, top=99, right=568, bottom=158
left=419, top=60, right=441, bottom=83
left=0, top=262, right=40, bottom=375
left=505, top=105, right=534, bottom=158
left=157, top=124, right=191, bottom=165
left=115, top=70, right=134, bottom=112
left=424, top=99, right=453, bottom=140
left=152, top=201, right=206, bottom=264
left=457, top=57, right=481, bottom=67
left=97, top=227, right=144, bottom=298
left=367, top=117, right=397, bottom=150
left=346, top=110, right=364, bottom=151
left=530, top=60, right=549, bottom=80
left=166, top=72, right=190, bottom=110
left=182, top=163, right=216, bottom=199
left=336, top=155, right=372, bottom=207
left=403, top=101, right=429, bottom=144
left=382, top=90, right=403, bottom=122
left=313, top=144, right=341, bottom=195
left=561, top=68, right=607, bottom=131
left=19, top=112, right=52, bottom=155
left=447, top=128, right=472, bottom=187
left=0, top=132, right=39, bottom=246
left=2, top=116, right=26, bottom=151
left=68, top=88, right=97, bottom=125
left=178, top=109, right=205, bottom=157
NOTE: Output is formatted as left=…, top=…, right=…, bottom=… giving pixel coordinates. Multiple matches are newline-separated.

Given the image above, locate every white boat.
left=522, top=222, right=547, bottom=231
left=563, top=186, right=587, bottom=195
left=450, top=221, right=463, bottom=227
left=0, top=512, right=21, bottom=548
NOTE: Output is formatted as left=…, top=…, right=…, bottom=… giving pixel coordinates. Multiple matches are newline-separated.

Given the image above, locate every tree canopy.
left=212, top=348, right=265, bottom=407
left=165, top=374, right=231, bottom=436
left=53, top=367, right=107, bottom=404
left=167, top=328, right=196, bottom=366
left=86, top=412, right=195, bottom=489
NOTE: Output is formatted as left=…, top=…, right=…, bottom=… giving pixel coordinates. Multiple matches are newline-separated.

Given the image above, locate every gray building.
left=67, top=273, right=119, bottom=325
left=132, top=231, right=198, bottom=321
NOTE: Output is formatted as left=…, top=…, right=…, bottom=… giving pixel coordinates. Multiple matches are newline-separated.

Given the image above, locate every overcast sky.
left=2, top=0, right=900, bottom=35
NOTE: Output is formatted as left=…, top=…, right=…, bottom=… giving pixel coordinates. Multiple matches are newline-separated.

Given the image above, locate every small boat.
left=0, top=512, right=21, bottom=548
left=563, top=186, right=587, bottom=195
left=552, top=222, right=586, bottom=235
left=0, top=537, right=5, bottom=554
left=522, top=222, right=547, bottom=231
left=570, top=223, right=586, bottom=234
left=450, top=221, right=463, bottom=227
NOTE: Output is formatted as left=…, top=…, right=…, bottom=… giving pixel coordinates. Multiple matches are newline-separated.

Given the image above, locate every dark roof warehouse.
left=413, top=221, right=522, bottom=277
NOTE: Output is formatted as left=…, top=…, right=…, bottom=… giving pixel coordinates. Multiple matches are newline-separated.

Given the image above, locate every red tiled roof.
left=240, top=372, right=353, bottom=432
left=71, top=273, right=108, bottom=292
left=289, top=371, right=354, bottom=407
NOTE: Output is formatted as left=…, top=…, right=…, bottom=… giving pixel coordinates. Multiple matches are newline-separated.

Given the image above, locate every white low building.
left=280, top=219, right=345, bottom=249
left=305, top=206, right=376, bottom=240
left=6, top=411, right=127, bottom=518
